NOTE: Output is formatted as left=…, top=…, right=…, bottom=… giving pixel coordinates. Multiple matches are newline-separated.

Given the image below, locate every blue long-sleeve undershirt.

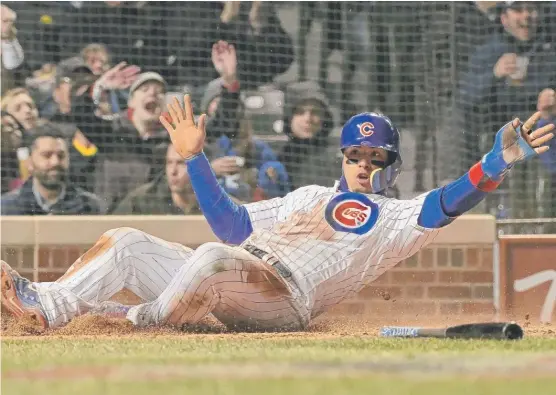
left=188, top=151, right=495, bottom=234
left=417, top=168, right=492, bottom=229
left=186, top=153, right=253, bottom=245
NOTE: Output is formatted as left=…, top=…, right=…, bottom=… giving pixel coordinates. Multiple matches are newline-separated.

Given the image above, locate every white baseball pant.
left=34, top=227, right=308, bottom=330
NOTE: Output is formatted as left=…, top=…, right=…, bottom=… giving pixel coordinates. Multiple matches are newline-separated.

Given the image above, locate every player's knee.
left=97, top=227, right=155, bottom=259
left=190, top=242, right=234, bottom=276
left=102, top=227, right=148, bottom=243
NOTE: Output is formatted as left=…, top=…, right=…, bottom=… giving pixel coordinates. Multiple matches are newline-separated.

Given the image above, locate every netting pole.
left=298, top=3, right=312, bottom=82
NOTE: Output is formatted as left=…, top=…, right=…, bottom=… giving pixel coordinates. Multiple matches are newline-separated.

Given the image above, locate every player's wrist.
left=481, top=151, right=509, bottom=181
left=183, top=151, right=203, bottom=162
left=469, top=160, right=504, bottom=192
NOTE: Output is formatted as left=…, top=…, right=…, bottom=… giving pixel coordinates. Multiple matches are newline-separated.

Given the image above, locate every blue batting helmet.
left=339, top=112, right=403, bottom=193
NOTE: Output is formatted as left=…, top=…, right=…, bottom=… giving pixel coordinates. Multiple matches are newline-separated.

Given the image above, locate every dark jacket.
left=1, top=178, right=104, bottom=215
left=59, top=2, right=169, bottom=79
left=211, top=134, right=290, bottom=200
left=202, top=78, right=241, bottom=143
left=201, top=78, right=290, bottom=200
left=537, top=117, right=556, bottom=174
left=216, top=2, right=295, bottom=89
left=93, top=110, right=170, bottom=213
left=278, top=81, right=339, bottom=190
left=459, top=29, right=556, bottom=126
left=111, top=173, right=200, bottom=215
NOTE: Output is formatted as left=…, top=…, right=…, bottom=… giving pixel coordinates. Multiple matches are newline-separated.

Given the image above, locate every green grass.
left=5, top=378, right=556, bottom=395
left=3, top=336, right=556, bottom=395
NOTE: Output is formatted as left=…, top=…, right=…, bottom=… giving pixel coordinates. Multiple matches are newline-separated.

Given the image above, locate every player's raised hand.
left=160, top=95, right=207, bottom=160
left=516, top=111, right=554, bottom=155
left=482, top=111, right=555, bottom=179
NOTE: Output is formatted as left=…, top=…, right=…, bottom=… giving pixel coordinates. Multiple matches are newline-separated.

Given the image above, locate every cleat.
left=90, top=301, right=131, bottom=320
left=1, top=261, right=48, bottom=329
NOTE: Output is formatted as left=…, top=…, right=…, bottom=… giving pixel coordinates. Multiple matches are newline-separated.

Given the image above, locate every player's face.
left=290, top=101, right=323, bottom=140
left=342, top=146, right=389, bottom=193
left=29, top=136, right=69, bottom=190
left=128, top=81, right=165, bottom=123
left=5, top=93, right=39, bottom=130
left=166, top=144, right=191, bottom=193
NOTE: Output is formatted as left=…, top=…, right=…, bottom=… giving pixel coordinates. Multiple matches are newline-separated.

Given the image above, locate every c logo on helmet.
left=359, top=122, right=375, bottom=137
left=325, top=193, right=379, bottom=235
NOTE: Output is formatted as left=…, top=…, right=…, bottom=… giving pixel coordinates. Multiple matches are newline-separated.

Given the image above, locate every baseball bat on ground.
left=379, top=322, right=524, bottom=340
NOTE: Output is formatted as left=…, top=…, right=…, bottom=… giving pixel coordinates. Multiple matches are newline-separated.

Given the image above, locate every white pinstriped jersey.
left=242, top=182, right=441, bottom=317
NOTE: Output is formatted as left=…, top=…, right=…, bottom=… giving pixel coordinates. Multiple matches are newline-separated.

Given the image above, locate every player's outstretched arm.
left=160, top=95, right=253, bottom=244
left=418, top=111, right=555, bottom=228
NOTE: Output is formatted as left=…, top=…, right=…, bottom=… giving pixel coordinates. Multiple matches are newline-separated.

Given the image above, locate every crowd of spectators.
left=0, top=1, right=554, bottom=223
left=458, top=1, right=556, bottom=222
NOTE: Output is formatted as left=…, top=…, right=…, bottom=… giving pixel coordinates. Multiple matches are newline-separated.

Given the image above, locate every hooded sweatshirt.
left=278, top=81, right=339, bottom=191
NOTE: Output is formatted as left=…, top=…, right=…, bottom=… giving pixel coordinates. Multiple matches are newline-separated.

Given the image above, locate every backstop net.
left=1, top=1, right=554, bottom=232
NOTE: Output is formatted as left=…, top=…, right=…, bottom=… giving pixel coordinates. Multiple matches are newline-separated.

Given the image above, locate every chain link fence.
left=1, top=1, right=554, bottom=233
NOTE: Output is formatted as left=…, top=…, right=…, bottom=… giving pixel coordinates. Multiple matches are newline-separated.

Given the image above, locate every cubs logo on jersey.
left=359, top=122, right=375, bottom=137
left=325, top=192, right=379, bottom=235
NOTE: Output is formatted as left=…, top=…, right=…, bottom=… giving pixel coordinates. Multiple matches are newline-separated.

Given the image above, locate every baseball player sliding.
left=1, top=95, right=554, bottom=331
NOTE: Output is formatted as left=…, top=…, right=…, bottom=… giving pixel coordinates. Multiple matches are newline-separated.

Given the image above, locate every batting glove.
left=481, top=121, right=536, bottom=181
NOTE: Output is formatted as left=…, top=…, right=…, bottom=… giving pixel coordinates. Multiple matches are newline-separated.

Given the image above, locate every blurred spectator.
left=460, top=1, right=556, bottom=156
left=40, top=56, right=97, bottom=118
left=2, top=1, right=70, bottom=71
left=60, top=2, right=170, bottom=86
left=1, top=87, right=39, bottom=130
left=1, top=5, right=25, bottom=96
left=313, top=2, right=372, bottom=121
left=38, top=56, right=139, bottom=195
left=0, top=87, right=40, bottom=192
left=81, top=43, right=110, bottom=76
left=211, top=117, right=290, bottom=201
left=536, top=88, right=556, bottom=225
left=201, top=40, right=289, bottom=201
left=459, top=1, right=556, bottom=219
left=112, top=143, right=200, bottom=215
left=41, top=57, right=100, bottom=192
left=81, top=43, right=129, bottom=115
left=537, top=88, right=556, bottom=172
left=1, top=123, right=104, bottom=215
left=94, top=71, right=170, bottom=212
left=1, top=111, right=26, bottom=194
left=164, top=1, right=294, bottom=90
left=278, top=81, right=338, bottom=190
left=216, top=1, right=294, bottom=89
left=454, top=2, right=499, bottom=69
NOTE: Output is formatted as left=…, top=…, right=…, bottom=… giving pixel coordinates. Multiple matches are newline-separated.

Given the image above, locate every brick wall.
left=1, top=243, right=495, bottom=317
left=327, top=244, right=495, bottom=317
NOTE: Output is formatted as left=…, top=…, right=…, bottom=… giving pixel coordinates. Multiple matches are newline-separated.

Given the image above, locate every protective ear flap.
left=370, top=162, right=401, bottom=194
left=370, top=168, right=387, bottom=194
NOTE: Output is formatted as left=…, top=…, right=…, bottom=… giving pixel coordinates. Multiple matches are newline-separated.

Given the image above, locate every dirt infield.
left=2, top=311, right=554, bottom=339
